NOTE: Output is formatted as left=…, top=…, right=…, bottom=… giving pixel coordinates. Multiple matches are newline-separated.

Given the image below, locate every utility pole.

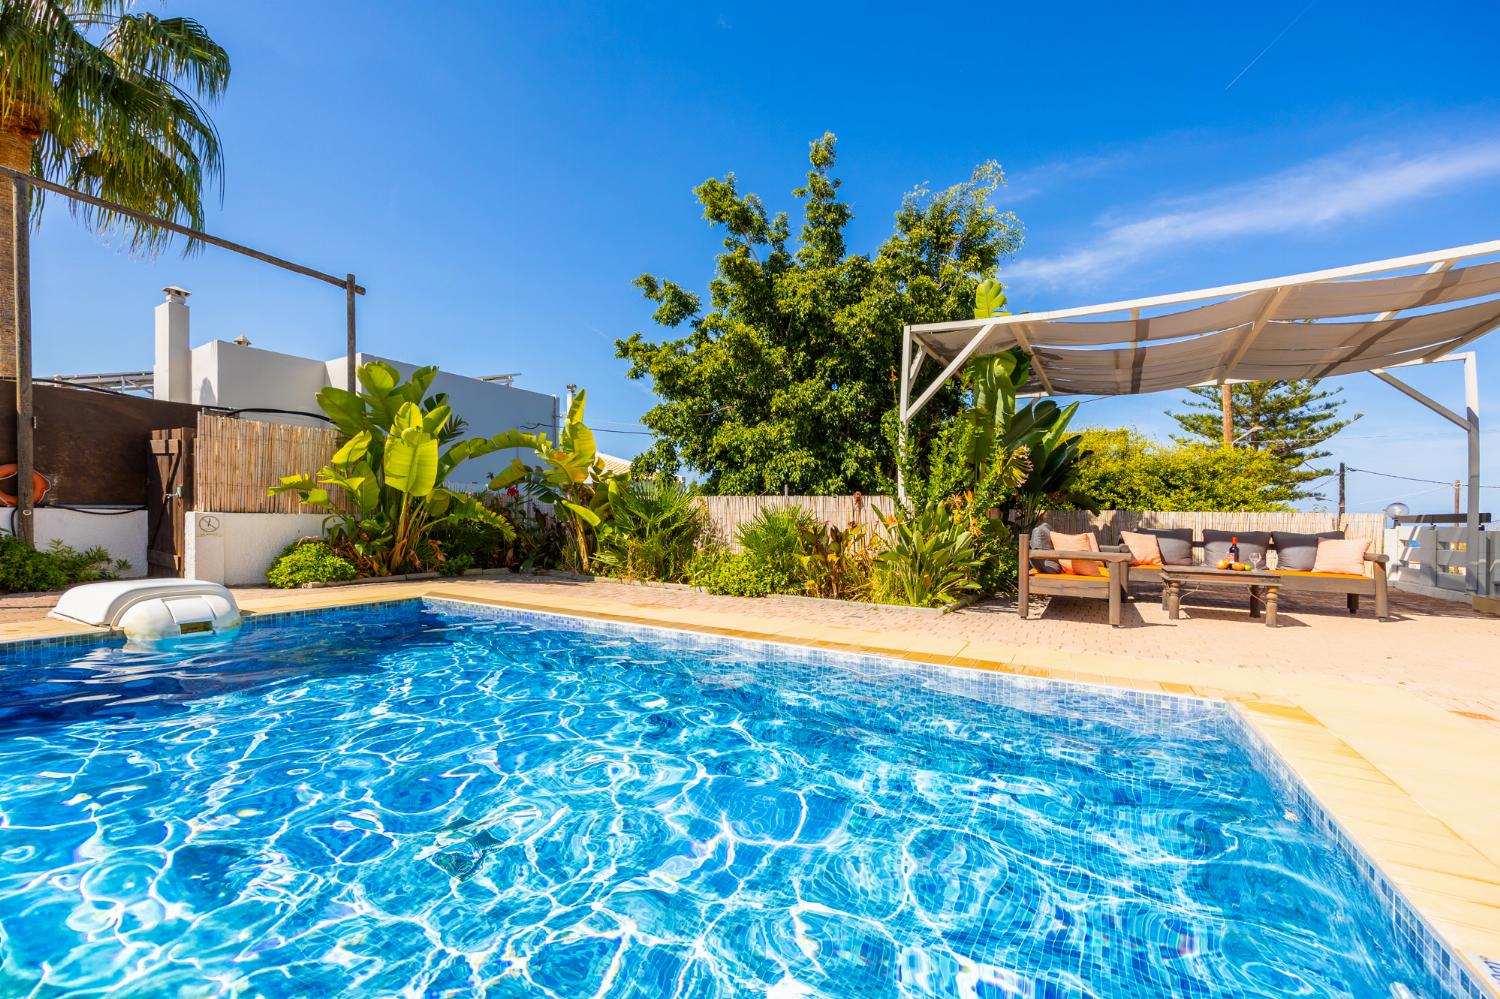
left=1337, top=462, right=1345, bottom=519
left=1454, top=479, right=1462, bottom=515
left=11, top=174, right=34, bottom=546
left=1220, top=383, right=1233, bottom=447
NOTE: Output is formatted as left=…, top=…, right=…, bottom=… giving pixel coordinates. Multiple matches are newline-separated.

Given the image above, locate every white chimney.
left=154, top=286, right=191, bottom=403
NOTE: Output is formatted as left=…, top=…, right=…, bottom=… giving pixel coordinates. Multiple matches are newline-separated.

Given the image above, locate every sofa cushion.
left=1312, top=537, right=1370, bottom=576
left=1273, top=530, right=1344, bottom=571
left=1137, top=527, right=1194, bottom=566
left=1119, top=530, right=1164, bottom=567
left=1202, top=529, right=1270, bottom=567
left=1029, top=524, right=1062, bottom=574
left=1049, top=530, right=1104, bottom=576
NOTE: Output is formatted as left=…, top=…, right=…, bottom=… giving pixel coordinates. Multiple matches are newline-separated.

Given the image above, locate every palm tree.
left=0, top=2, right=229, bottom=376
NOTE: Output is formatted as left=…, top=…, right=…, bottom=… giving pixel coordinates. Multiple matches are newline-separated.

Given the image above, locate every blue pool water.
left=0, top=599, right=1469, bottom=997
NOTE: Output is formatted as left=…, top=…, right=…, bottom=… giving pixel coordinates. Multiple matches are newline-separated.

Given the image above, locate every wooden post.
left=1220, top=383, right=1233, bottom=447
left=345, top=273, right=357, bottom=392
left=1337, top=462, right=1346, bottom=518
left=1454, top=479, right=1462, bottom=515
left=11, top=174, right=33, bottom=545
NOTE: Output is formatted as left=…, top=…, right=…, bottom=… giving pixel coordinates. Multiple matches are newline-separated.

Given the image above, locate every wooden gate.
left=146, top=428, right=194, bottom=577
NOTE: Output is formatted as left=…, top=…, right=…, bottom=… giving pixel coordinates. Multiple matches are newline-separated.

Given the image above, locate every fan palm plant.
left=0, top=2, right=230, bottom=374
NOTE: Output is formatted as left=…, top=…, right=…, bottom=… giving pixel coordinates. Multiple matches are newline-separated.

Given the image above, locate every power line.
left=1345, top=466, right=1500, bottom=490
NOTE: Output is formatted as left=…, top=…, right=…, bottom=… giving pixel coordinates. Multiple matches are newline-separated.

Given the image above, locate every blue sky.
left=28, top=1, right=1500, bottom=512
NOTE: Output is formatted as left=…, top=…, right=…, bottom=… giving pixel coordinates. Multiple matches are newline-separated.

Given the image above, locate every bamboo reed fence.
left=701, top=495, right=1385, bottom=553
left=194, top=413, right=343, bottom=513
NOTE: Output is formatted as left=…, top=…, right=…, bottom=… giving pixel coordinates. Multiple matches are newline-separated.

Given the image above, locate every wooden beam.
left=902, top=322, right=997, bottom=421
left=1214, top=285, right=1293, bottom=382
left=1009, top=321, right=1056, bottom=395
left=11, top=175, right=33, bottom=544
left=0, top=164, right=365, bottom=296
left=345, top=273, right=358, bottom=391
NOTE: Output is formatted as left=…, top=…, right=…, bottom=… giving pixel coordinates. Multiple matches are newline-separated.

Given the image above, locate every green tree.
left=0, top=2, right=230, bottom=376
left=1167, top=380, right=1358, bottom=499
left=616, top=132, right=1023, bottom=494
left=1072, top=428, right=1299, bottom=512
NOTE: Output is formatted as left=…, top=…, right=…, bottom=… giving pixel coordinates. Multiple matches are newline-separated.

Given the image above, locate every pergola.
left=899, top=238, right=1500, bottom=593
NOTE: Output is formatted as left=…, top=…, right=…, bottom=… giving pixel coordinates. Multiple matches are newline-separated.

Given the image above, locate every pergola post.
left=10, top=174, right=33, bottom=545
left=897, top=324, right=911, bottom=502
left=1368, top=352, right=1485, bottom=595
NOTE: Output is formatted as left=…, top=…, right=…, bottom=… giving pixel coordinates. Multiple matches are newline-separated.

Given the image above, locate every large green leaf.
left=488, top=458, right=530, bottom=490
left=974, top=279, right=1010, bottom=320
left=331, top=430, right=372, bottom=466
left=316, top=387, right=369, bottom=435
left=560, top=499, right=602, bottom=527
left=385, top=431, right=440, bottom=496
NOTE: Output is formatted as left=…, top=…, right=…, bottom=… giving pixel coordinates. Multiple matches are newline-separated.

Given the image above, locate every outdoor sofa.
left=1117, top=527, right=1390, bottom=619
left=1020, top=525, right=1390, bottom=624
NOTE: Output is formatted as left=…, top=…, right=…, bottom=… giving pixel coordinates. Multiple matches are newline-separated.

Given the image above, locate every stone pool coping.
left=6, top=577, right=1498, bottom=994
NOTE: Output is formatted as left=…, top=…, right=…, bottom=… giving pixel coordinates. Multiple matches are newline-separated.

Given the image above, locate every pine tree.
left=1167, top=380, right=1359, bottom=500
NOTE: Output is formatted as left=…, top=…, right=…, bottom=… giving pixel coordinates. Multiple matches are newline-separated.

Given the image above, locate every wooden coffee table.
left=1159, top=565, right=1282, bottom=626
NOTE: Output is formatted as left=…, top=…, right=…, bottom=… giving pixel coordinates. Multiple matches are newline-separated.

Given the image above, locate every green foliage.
left=1167, top=380, right=1359, bottom=500
left=270, top=361, right=514, bottom=576
left=489, top=389, right=615, bottom=572
left=617, top=132, right=1023, bottom=493
left=735, top=505, right=815, bottom=594
left=593, top=477, right=709, bottom=582
left=431, top=517, right=511, bottom=575
left=266, top=539, right=357, bottom=589
left=1072, top=429, right=1300, bottom=512
left=0, top=537, right=127, bottom=593
left=689, top=546, right=788, bottom=598
left=796, top=520, right=875, bottom=601
left=872, top=502, right=982, bottom=608
left=0, top=3, right=230, bottom=253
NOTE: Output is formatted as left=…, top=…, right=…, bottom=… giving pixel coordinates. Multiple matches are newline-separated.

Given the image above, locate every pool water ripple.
left=0, top=601, right=1464, bottom=997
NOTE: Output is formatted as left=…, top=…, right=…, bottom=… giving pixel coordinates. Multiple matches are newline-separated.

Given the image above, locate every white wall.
left=190, top=341, right=331, bottom=426
left=32, top=509, right=148, bottom=578
left=184, top=511, right=328, bottom=586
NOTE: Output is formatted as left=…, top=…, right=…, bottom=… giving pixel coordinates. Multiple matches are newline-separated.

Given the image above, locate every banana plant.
left=487, top=388, right=617, bottom=572
left=961, top=281, right=1089, bottom=531
left=270, top=361, right=512, bottom=576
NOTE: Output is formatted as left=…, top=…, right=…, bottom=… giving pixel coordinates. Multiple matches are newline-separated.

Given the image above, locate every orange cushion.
left=1275, top=569, right=1365, bottom=579
left=1312, top=537, right=1370, bottom=576
left=1119, top=530, right=1164, bottom=567
left=1030, top=567, right=1109, bottom=578
left=1049, top=530, right=1103, bottom=576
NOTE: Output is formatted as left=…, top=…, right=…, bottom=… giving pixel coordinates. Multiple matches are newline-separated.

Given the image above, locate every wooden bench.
left=1124, top=534, right=1390, bottom=620
left=1018, top=533, right=1131, bottom=627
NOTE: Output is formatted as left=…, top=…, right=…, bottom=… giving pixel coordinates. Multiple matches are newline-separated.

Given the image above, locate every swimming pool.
left=0, top=598, right=1477, bottom=996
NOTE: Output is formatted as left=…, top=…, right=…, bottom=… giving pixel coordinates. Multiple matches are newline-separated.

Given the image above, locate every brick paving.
left=2, top=574, right=1494, bottom=719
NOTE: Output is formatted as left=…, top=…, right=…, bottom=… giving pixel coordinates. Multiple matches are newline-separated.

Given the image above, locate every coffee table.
left=1159, top=565, right=1282, bottom=627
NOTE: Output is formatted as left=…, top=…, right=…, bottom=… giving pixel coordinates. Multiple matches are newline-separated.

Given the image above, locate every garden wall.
left=183, top=511, right=328, bottom=586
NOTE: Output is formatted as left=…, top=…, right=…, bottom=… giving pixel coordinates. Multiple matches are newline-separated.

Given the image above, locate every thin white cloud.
left=1006, top=138, right=1500, bottom=290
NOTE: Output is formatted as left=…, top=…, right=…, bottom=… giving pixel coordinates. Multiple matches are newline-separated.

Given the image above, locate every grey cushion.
left=1202, top=529, right=1271, bottom=567
left=1273, top=530, right=1344, bottom=571
left=1029, top=524, right=1062, bottom=574
left=1139, top=527, right=1194, bottom=566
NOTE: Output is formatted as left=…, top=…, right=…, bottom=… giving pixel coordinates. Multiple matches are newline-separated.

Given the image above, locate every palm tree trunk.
left=0, top=124, right=36, bottom=380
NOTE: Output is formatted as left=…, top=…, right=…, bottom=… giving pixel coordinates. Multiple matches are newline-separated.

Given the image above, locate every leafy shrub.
left=872, top=503, right=982, bottom=608
left=594, top=477, right=708, bottom=582
left=0, top=537, right=127, bottom=593
left=690, top=546, right=790, bottom=597
left=733, top=506, right=815, bottom=595
left=484, top=491, right=569, bottom=573
left=267, top=539, right=358, bottom=589
left=432, top=518, right=510, bottom=574
left=796, top=520, right=876, bottom=601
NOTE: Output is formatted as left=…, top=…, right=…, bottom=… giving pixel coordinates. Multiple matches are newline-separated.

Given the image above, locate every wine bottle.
left=1228, top=536, right=1240, bottom=565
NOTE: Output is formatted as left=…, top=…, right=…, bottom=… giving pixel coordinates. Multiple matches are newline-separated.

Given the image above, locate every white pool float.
left=50, top=579, right=242, bottom=642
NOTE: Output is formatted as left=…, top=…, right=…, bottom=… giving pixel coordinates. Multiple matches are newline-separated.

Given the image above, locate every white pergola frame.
left=898, top=240, right=1500, bottom=594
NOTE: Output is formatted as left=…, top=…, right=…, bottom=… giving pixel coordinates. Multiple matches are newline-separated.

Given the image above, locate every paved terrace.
left=0, top=575, right=1497, bottom=986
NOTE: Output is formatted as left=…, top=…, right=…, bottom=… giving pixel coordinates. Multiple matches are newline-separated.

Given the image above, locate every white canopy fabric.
left=902, top=239, right=1500, bottom=404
